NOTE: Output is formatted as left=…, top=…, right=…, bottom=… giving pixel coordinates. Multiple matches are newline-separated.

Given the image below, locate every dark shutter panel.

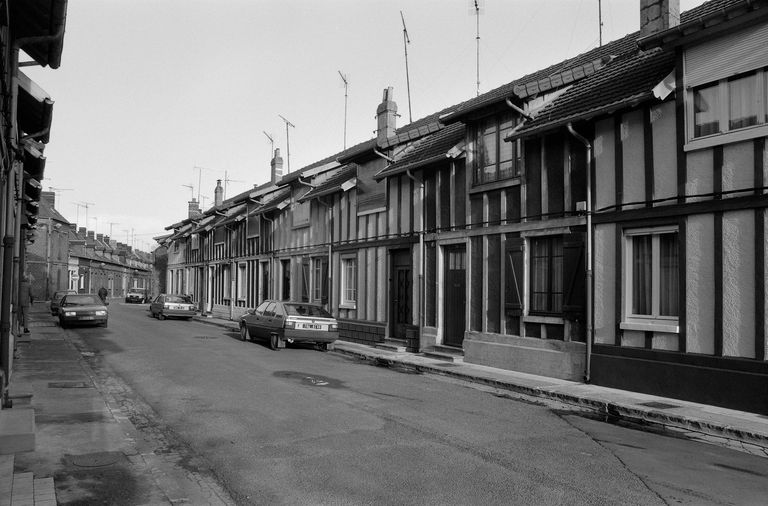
left=505, top=237, right=524, bottom=316
left=301, top=258, right=310, bottom=302
left=562, top=232, right=586, bottom=320
left=321, top=258, right=329, bottom=305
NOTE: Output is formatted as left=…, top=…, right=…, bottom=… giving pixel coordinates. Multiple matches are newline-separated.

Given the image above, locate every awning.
left=10, top=0, right=68, bottom=69
left=17, top=71, right=53, bottom=143
left=22, top=142, right=46, bottom=180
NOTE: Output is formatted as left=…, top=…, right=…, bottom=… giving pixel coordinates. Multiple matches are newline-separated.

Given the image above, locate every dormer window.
left=474, top=112, right=521, bottom=184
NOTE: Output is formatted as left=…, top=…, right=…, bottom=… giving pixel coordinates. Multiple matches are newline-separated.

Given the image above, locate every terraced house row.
left=158, top=0, right=768, bottom=414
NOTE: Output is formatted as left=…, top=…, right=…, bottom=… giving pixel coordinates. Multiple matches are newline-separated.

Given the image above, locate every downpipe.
left=566, top=123, right=594, bottom=384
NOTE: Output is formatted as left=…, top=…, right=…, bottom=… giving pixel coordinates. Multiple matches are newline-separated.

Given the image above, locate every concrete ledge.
left=0, top=409, right=35, bottom=454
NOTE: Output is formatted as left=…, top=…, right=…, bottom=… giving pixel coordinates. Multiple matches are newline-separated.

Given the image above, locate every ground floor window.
left=623, top=226, right=679, bottom=330
left=530, top=236, right=563, bottom=315
left=340, top=256, right=357, bottom=308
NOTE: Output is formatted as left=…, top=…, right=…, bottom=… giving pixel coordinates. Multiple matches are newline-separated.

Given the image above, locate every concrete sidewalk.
left=195, top=313, right=768, bottom=458
left=0, top=302, right=233, bottom=506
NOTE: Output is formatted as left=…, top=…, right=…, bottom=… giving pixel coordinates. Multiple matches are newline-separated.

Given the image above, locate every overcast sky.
left=24, top=0, right=705, bottom=252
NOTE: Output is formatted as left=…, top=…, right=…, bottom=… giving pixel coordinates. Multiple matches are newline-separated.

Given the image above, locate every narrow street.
left=58, top=302, right=768, bottom=505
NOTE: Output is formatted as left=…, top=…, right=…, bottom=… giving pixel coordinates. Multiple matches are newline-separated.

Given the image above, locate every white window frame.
left=237, top=263, right=247, bottom=300
left=685, top=67, right=768, bottom=151
left=340, top=256, right=357, bottom=309
left=312, top=257, right=323, bottom=302
left=621, top=225, right=680, bottom=334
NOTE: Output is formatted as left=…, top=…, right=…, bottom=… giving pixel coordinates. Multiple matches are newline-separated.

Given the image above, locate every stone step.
left=375, top=338, right=407, bottom=353
left=0, top=409, right=35, bottom=455
left=422, top=345, right=464, bottom=363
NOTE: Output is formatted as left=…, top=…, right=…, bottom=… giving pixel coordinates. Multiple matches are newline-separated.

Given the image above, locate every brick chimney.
left=78, top=227, right=86, bottom=237
left=188, top=198, right=202, bottom=219
left=376, top=87, right=397, bottom=147
left=271, top=148, right=284, bottom=185
left=96, top=233, right=104, bottom=243
left=640, top=0, right=679, bottom=36
left=40, top=191, right=55, bottom=209
left=214, top=179, right=223, bottom=207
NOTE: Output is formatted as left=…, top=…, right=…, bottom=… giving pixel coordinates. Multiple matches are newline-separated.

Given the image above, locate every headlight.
left=64, top=311, right=75, bottom=317
left=95, top=310, right=107, bottom=316
left=284, top=321, right=295, bottom=329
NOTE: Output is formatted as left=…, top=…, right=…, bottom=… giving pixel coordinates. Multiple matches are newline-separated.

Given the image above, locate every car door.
left=256, top=302, right=276, bottom=339
left=246, top=301, right=270, bottom=338
left=151, top=296, right=163, bottom=316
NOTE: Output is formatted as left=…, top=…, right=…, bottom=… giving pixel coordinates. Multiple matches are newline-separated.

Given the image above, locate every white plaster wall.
left=686, top=214, right=715, bottom=354
left=622, top=330, right=644, bottom=348
left=722, top=210, right=756, bottom=358
left=653, top=332, right=679, bottom=351
left=594, top=118, right=615, bottom=211
left=686, top=149, right=713, bottom=202
left=593, top=224, right=616, bottom=344
left=651, top=102, right=678, bottom=203
left=722, top=141, right=754, bottom=197
left=622, top=110, right=645, bottom=208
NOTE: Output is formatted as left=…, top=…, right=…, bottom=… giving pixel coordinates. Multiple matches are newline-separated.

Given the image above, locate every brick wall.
left=338, top=320, right=385, bottom=346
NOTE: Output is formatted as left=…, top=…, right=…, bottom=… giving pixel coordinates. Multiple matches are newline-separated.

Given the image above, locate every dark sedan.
left=58, top=294, right=108, bottom=328
left=50, top=289, right=76, bottom=315
left=239, top=300, right=338, bottom=351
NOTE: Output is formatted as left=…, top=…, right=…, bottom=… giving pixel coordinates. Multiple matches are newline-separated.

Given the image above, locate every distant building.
left=25, top=192, right=71, bottom=300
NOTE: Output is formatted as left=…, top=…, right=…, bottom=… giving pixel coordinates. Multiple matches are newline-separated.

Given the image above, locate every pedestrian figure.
left=98, top=286, right=108, bottom=304
left=19, top=275, right=31, bottom=333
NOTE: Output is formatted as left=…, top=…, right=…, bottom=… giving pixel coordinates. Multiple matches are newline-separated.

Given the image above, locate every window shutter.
left=301, top=258, right=310, bottom=302
left=562, top=232, right=586, bottom=320
left=685, top=22, right=768, bottom=88
left=321, top=258, right=329, bottom=305
left=504, top=237, right=524, bottom=316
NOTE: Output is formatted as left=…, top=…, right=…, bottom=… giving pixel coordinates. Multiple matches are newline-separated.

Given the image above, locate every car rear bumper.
left=160, top=309, right=197, bottom=318
left=283, top=329, right=339, bottom=343
left=126, top=296, right=143, bottom=303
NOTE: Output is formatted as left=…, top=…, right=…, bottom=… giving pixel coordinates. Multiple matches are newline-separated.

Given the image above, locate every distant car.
left=125, top=290, right=145, bottom=304
left=239, top=300, right=338, bottom=351
left=58, top=294, right=108, bottom=328
left=50, top=290, right=76, bottom=316
left=149, top=294, right=196, bottom=320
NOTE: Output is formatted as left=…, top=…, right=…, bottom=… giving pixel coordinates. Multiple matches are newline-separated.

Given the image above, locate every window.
left=281, top=259, right=290, bottom=301
left=622, top=227, right=679, bottom=332
left=340, top=257, right=357, bottom=307
left=237, top=263, right=247, bottom=300
left=529, top=236, right=563, bottom=314
left=311, top=257, right=328, bottom=303
left=688, top=68, right=767, bottom=144
left=475, top=113, right=520, bottom=184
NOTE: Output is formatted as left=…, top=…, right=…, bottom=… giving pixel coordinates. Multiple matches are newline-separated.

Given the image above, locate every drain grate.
left=636, top=401, right=680, bottom=410
left=48, top=381, right=91, bottom=389
left=66, top=451, right=125, bottom=468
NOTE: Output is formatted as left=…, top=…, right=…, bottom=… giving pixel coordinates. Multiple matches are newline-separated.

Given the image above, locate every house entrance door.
left=390, top=249, right=412, bottom=340
left=443, top=246, right=466, bottom=347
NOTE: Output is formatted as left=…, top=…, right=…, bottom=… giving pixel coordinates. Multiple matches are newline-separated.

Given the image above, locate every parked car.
left=125, top=289, right=145, bottom=304
left=50, top=289, right=76, bottom=316
left=149, top=294, right=197, bottom=320
left=58, top=294, right=108, bottom=328
left=239, top=300, right=338, bottom=351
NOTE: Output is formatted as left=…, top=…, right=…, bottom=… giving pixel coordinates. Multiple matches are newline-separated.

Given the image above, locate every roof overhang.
left=17, top=71, right=53, bottom=143
left=10, top=0, right=68, bottom=69
left=22, top=142, right=46, bottom=180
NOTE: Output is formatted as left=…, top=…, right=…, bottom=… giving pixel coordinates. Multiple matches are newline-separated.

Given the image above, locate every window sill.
left=469, top=177, right=521, bottom=194
left=620, top=320, right=679, bottom=334
left=523, top=315, right=563, bottom=325
left=339, top=303, right=356, bottom=310
left=685, top=124, right=768, bottom=152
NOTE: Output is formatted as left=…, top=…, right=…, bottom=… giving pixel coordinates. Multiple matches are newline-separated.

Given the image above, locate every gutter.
left=405, top=169, right=425, bottom=341
left=566, top=123, right=594, bottom=384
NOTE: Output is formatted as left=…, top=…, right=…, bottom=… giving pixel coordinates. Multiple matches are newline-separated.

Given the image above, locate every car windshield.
left=64, top=295, right=102, bottom=305
left=165, top=295, right=192, bottom=303
left=284, top=304, right=332, bottom=318
left=55, top=291, right=74, bottom=299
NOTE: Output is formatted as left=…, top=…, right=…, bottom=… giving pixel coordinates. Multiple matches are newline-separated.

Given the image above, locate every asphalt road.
left=65, top=302, right=768, bottom=505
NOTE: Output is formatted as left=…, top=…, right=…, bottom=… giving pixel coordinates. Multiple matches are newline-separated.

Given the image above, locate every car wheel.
left=158, top=313, right=166, bottom=321
left=269, top=333, right=280, bottom=351
left=318, top=343, right=328, bottom=352
left=59, top=319, right=67, bottom=329
left=102, top=321, right=108, bottom=328
left=239, top=325, right=248, bottom=341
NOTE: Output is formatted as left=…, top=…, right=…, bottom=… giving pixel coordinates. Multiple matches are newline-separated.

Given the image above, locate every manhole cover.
left=273, top=371, right=344, bottom=388
left=66, top=451, right=125, bottom=468
left=194, top=336, right=219, bottom=340
left=636, top=401, right=680, bottom=410
left=48, top=381, right=91, bottom=389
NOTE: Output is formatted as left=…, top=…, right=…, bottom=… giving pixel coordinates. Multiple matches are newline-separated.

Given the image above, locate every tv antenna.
left=223, top=170, right=244, bottom=200
left=48, top=186, right=72, bottom=197
left=108, top=222, right=119, bottom=237
left=74, top=201, right=94, bottom=227
left=193, top=165, right=217, bottom=203
left=598, top=0, right=604, bottom=46
left=400, top=11, right=413, bottom=123
left=181, top=184, right=194, bottom=200
left=338, top=70, right=349, bottom=149
left=471, top=0, right=484, bottom=96
left=263, top=131, right=274, bottom=156
left=278, top=114, right=295, bottom=172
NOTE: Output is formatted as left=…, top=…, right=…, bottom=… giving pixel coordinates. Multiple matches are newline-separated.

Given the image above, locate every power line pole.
left=400, top=11, right=413, bottom=123
left=278, top=115, right=295, bottom=172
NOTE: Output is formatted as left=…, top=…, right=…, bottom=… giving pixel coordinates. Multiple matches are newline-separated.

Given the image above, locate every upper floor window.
left=691, top=70, right=766, bottom=141
left=474, top=113, right=520, bottom=184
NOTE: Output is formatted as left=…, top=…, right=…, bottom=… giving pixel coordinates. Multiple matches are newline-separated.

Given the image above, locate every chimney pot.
left=640, top=0, right=679, bottom=36
left=214, top=179, right=224, bottom=207
left=376, top=87, right=398, bottom=147
left=271, top=148, right=284, bottom=184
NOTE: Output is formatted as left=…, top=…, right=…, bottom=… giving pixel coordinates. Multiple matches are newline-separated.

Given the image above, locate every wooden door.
left=390, top=249, right=412, bottom=339
left=443, top=246, right=466, bottom=347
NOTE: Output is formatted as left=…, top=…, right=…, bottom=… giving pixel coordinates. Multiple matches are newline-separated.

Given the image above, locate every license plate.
left=79, top=316, right=94, bottom=320
left=297, top=323, right=324, bottom=330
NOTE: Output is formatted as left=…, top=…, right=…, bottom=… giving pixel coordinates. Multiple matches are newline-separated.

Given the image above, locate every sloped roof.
left=298, top=164, right=358, bottom=202
left=375, top=123, right=466, bottom=181
left=10, top=0, right=68, bottom=69
left=512, top=48, right=675, bottom=138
